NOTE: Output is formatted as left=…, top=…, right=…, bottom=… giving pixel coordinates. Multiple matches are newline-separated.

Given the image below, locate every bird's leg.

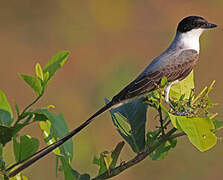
left=165, top=80, right=191, bottom=116
left=165, top=80, right=179, bottom=109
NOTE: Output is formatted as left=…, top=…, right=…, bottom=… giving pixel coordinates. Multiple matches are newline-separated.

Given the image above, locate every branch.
left=169, top=132, right=186, bottom=139
left=92, top=128, right=184, bottom=180
left=21, top=94, right=43, bottom=115
left=14, top=94, right=43, bottom=125
left=158, top=105, right=165, bottom=136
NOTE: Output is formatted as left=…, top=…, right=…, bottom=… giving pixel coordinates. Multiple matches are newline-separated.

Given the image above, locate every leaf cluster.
left=0, top=51, right=78, bottom=180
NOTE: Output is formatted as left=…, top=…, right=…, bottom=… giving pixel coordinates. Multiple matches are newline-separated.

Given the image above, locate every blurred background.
left=0, top=0, right=223, bottom=179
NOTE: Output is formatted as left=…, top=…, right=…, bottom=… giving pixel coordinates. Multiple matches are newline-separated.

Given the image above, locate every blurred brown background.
left=0, top=0, right=223, bottom=179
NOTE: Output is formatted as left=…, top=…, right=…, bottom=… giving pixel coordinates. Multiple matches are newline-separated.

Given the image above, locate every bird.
left=8, top=15, right=217, bottom=177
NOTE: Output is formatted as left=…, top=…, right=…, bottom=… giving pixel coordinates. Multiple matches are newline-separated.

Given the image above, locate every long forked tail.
left=7, top=101, right=114, bottom=177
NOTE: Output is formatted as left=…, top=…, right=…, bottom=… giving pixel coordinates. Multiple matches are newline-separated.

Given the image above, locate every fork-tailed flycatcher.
left=8, top=16, right=217, bottom=177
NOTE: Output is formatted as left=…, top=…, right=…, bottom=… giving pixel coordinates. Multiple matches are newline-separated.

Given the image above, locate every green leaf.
left=43, top=51, right=70, bottom=84
left=93, top=154, right=107, bottom=175
left=59, top=157, right=74, bottom=180
left=0, top=109, right=13, bottom=127
left=35, top=63, right=44, bottom=81
left=33, top=113, right=48, bottom=122
left=12, top=123, right=29, bottom=135
left=43, top=71, right=49, bottom=83
left=0, top=90, right=13, bottom=116
left=0, top=126, right=14, bottom=146
left=13, top=135, right=39, bottom=162
left=20, top=74, right=42, bottom=95
left=160, top=76, right=168, bottom=88
left=147, top=130, right=177, bottom=160
left=213, top=120, right=223, bottom=131
left=14, top=101, right=20, bottom=117
left=169, top=113, right=217, bottom=152
left=0, top=123, right=29, bottom=146
left=0, top=90, right=13, bottom=126
left=110, top=141, right=125, bottom=168
left=57, top=150, right=75, bottom=180
left=56, top=156, right=59, bottom=177
left=93, top=141, right=125, bottom=175
left=0, top=123, right=29, bottom=147
left=170, top=71, right=194, bottom=100
left=106, top=98, right=148, bottom=153
left=52, top=132, right=83, bottom=180
left=0, top=144, right=2, bottom=157
left=57, top=143, right=89, bottom=180
left=0, top=156, right=5, bottom=171
left=13, top=136, right=20, bottom=162
left=38, top=109, right=73, bottom=161
left=39, top=120, right=60, bottom=155
left=72, top=168, right=90, bottom=180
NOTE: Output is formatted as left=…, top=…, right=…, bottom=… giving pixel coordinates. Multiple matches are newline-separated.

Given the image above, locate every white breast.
left=173, top=28, right=204, bottom=53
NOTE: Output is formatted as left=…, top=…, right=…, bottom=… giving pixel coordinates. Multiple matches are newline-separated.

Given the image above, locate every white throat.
left=171, top=28, right=204, bottom=53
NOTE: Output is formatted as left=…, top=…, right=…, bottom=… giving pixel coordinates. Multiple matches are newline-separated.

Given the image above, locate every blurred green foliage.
left=0, top=51, right=77, bottom=179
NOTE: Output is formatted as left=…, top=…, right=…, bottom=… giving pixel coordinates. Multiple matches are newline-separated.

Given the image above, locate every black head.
left=177, top=16, right=217, bottom=33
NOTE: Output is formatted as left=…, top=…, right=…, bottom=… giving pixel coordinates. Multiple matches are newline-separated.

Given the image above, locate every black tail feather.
left=8, top=101, right=114, bottom=177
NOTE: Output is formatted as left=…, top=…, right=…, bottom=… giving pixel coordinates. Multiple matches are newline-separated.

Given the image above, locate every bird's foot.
left=166, top=98, right=192, bottom=116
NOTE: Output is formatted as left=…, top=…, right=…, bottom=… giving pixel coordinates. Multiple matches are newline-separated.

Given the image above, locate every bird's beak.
left=203, top=22, right=217, bottom=29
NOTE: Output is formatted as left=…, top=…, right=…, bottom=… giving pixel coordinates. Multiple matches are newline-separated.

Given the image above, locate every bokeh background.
left=0, top=0, right=223, bottom=179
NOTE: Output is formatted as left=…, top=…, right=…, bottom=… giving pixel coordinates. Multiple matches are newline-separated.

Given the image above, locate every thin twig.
left=169, top=132, right=186, bottom=139
left=150, top=119, right=171, bottom=144
left=14, top=94, right=43, bottom=125
left=158, top=105, right=165, bottom=136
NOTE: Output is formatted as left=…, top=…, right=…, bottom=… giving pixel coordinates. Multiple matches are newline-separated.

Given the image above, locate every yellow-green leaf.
left=13, top=135, right=39, bottom=162
left=0, top=90, right=13, bottom=117
left=39, top=121, right=60, bottom=155
left=169, top=113, right=217, bottom=152
left=38, top=110, right=73, bottom=161
left=43, top=71, right=49, bottom=83
left=43, top=50, right=70, bottom=84
left=0, top=90, right=13, bottom=126
left=35, top=63, right=44, bottom=81
left=20, top=74, right=42, bottom=95
left=93, top=141, right=125, bottom=175
left=170, top=71, right=194, bottom=100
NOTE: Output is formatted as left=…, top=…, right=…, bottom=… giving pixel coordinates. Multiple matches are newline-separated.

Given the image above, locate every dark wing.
left=163, top=49, right=199, bottom=82
left=112, top=49, right=199, bottom=103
